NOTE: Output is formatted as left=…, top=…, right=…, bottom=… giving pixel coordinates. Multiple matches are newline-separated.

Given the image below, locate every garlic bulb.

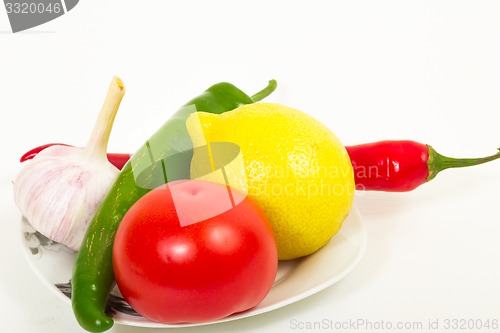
left=14, top=77, right=125, bottom=251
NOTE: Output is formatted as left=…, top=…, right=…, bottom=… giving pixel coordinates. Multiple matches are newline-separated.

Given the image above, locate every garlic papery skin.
left=13, top=77, right=125, bottom=251
left=14, top=145, right=119, bottom=251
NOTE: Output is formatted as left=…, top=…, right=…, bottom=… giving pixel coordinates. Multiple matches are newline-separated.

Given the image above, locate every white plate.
left=20, top=207, right=366, bottom=328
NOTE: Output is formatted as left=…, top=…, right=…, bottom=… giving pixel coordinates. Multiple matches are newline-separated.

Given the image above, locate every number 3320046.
left=5, top=2, right=62, bottom=14
left=443, top=319, right=498, bottom=330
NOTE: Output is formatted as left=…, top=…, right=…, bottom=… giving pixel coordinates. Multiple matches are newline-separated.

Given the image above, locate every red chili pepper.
left=346, top=140, right=500, bottom=191
left=21, top=141, right=500, bottom=192
left=20, top=143, right=71, bottom=161
left=20, top=143, right=132, bottom=170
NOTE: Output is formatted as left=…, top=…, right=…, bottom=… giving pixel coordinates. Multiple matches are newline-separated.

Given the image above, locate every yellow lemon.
left=186, top=103, right=354, bottom=260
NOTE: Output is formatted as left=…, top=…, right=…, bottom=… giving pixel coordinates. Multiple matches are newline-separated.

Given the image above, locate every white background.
left=1, top=1, right=500, bottom=332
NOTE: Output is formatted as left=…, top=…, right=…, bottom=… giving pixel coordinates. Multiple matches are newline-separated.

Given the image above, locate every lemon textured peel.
left=187, top=103, right=355, bottom=260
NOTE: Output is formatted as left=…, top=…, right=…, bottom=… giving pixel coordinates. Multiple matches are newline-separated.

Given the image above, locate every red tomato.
left=112, top=180, right=278, bottom=324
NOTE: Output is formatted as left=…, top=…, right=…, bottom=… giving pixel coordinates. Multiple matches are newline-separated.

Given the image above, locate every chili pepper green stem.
left=251, top=80, right=277, bottom=102
left=427, top=146, right=500, bottom=181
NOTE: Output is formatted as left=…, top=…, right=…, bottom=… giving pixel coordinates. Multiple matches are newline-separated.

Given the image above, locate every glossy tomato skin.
left=112, top=180, right=278, bottom=324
